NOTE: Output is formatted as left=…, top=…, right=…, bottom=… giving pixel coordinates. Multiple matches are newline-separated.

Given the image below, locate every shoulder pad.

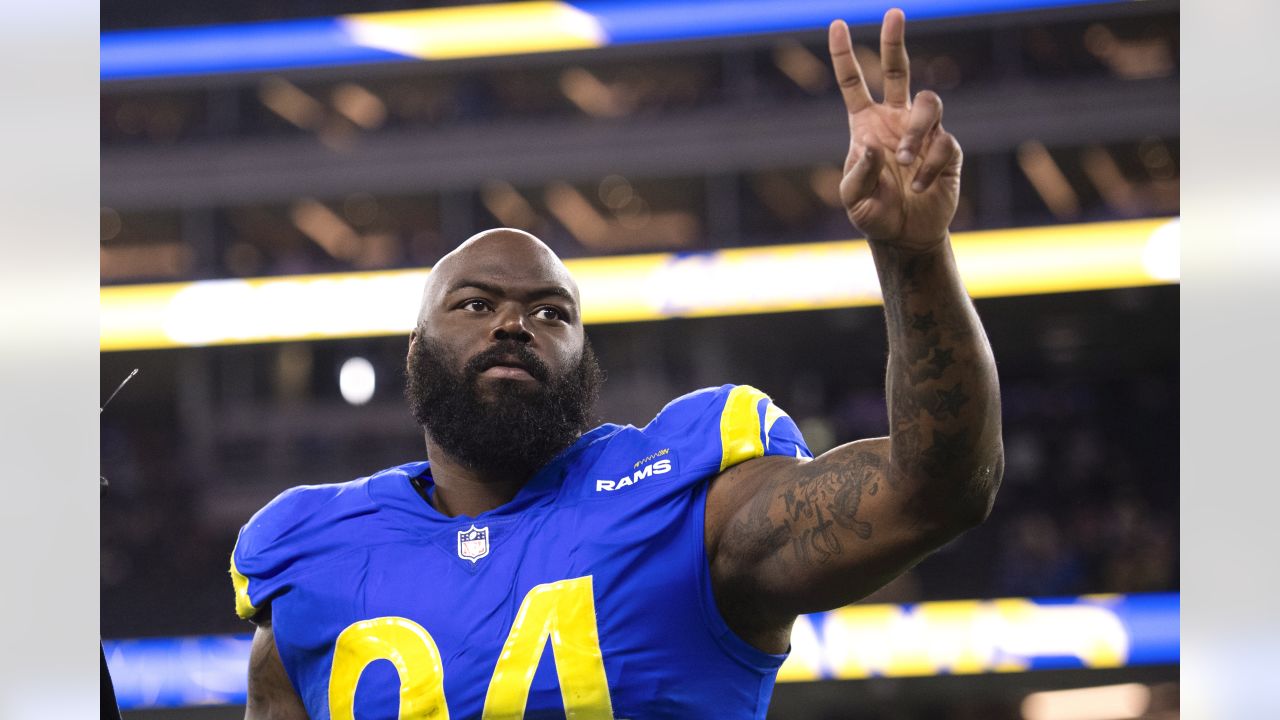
left=230, top=479, right=376, bottom=620
left=645, top=384, right=812, bottom=475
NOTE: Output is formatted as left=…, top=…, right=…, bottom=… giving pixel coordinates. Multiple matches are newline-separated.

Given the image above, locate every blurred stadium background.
left=99, top=1, right=1179, bottom=718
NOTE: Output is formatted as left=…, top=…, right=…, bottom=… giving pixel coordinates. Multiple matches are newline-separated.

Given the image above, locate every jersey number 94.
left=329, top=575, right=612, bottom=719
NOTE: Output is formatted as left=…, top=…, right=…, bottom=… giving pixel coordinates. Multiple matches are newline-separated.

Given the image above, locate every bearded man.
left=231, top=10, right=1003, bottom=718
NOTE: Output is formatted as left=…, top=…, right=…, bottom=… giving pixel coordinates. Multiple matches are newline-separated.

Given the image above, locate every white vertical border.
left=1181, top=0, right=1280, bottom=717
left=0, top=0, right=100, bottom=716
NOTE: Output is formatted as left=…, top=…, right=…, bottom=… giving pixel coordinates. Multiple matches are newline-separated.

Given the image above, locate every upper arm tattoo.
left=724, top=449, right=887, bottom=572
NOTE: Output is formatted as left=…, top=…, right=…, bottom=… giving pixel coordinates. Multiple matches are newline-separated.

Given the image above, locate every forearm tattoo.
left=878, top=245, right=991, bottom=481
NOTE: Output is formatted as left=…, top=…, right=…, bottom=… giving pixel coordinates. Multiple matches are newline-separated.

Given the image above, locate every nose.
left=491, top=304, right=533, bottom=344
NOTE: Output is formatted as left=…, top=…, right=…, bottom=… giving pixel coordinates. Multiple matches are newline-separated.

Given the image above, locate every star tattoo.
left=922, top=428, right=970, bottom=472
left=911, top=312, right=938, bottom=332
left=927, top=347, right=955, bottom=373
left=931, top=382, right=970, bottom=419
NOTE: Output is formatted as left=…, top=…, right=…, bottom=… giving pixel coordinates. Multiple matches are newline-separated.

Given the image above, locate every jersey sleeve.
left=646, top=384, right=812, bottom=476
left=229, top=481, right=372, bottom=620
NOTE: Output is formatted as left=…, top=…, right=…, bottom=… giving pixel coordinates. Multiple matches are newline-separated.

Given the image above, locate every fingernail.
left=897, top=149, right=914, bottom=165
left=911, top=180, right=925, bottom=192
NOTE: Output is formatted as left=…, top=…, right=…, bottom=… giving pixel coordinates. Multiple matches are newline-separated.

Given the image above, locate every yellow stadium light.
left=100, top=217, right=1178, bottom=352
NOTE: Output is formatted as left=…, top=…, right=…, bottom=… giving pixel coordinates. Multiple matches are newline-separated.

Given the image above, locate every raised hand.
left=829, top=9, right=962, bottom=252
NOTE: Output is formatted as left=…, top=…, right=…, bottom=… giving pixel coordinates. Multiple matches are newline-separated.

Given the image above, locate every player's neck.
left=423, top=444, right=531, bottom=517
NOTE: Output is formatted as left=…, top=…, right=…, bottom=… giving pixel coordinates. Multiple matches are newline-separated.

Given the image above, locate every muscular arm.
left=706, top=10, right=1002, bottom=653
left=873, top=236, right=1002, bottom=518
left=245, top=614, right=308, bottom=720
left=707, top=243, right=1002, bottom=648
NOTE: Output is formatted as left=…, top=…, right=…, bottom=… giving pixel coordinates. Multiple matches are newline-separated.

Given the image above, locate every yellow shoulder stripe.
left=229, top=548, right=258, bottom=620
left=719, top=385, right=770, bottom=471
left=762, top=399, right=790, bottom=450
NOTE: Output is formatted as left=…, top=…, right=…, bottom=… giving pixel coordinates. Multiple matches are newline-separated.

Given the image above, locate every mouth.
left=479, top=356, right=537, bottom=382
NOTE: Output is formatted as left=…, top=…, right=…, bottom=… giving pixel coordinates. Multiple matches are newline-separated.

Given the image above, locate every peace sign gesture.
left=829, top=9, right=962, bottom=252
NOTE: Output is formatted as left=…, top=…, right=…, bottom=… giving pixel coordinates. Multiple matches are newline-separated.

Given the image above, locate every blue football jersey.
left=231, top=384, right=811, bottom=719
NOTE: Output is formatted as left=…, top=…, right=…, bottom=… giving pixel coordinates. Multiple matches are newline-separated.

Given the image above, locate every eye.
left=532, top=306, right=565, bottom=322
left=459, top=299, right=492, bottom=312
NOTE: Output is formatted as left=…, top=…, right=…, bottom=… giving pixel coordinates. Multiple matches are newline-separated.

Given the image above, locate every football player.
left=233, top=9, right=1002, bottom=718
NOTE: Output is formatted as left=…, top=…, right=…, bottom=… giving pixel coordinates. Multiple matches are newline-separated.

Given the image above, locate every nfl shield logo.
left=457, top=524, right=490, bottom=563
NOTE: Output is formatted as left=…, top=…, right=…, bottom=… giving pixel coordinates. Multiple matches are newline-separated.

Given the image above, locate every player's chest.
left=278, top=498, right=698, bottom=718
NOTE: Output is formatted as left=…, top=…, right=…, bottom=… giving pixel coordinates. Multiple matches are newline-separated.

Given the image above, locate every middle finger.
left=879, top=8, right=910, bottom=108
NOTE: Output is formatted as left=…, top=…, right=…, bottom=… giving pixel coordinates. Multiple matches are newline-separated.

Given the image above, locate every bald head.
left=417, top=228, right=579, bottom=327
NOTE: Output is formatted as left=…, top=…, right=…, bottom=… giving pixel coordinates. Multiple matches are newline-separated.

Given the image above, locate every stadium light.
left=338, top=357, right=376, bottom=406
left=100, top=217, right=1180, bottom=352
left=1021, top=683, right=1152, bottom=720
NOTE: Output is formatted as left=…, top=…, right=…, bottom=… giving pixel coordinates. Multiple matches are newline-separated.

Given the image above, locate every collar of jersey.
left=377, top=423, right=621, bottom=522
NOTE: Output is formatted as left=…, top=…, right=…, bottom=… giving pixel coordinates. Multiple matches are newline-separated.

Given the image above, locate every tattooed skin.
left=931, top=382, right=970, bottom=419
left=910, top=311, right=938, bottom=332
left=776, top=244, right=986, bottom=561
left=727, top=451, right=885, bottom=569
left=877, top=245, right=988, bottom=486
left=927, top=347, right=955, bottom=374
left=719, top=241, right=1000, bottom=586
left=909, top=347, right=954, bottom=382
left=922, top=429, right=971, bottom=476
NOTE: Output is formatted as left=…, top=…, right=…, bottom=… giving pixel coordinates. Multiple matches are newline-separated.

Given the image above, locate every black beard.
left=404, top=334, right=604, bottom=480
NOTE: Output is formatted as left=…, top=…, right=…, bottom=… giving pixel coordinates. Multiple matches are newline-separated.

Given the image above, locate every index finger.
left=828, top=19, right=874, bottom=116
